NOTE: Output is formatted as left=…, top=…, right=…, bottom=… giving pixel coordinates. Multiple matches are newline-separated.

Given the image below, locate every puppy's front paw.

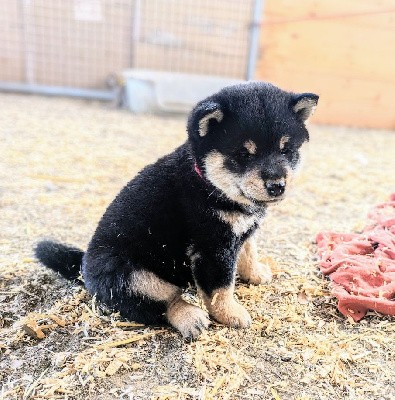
left=246, top=262, right=273, bottom=285
left=166, top=299, right=210, bottom=340
left=212, top=300, right=252, bottom=328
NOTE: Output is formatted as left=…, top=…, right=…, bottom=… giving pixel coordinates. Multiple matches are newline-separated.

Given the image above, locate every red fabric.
left=316, top=194, right=395, bottom=321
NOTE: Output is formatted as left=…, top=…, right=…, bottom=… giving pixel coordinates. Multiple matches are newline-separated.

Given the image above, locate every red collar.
left=194, top=162, right=204, bottom=179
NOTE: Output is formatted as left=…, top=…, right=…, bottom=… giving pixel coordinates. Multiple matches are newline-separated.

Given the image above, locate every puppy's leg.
left=198, top=283, right=252, bottom=328
left=166, top=296, right=210, bottom=340
left=84, top=257, right=171, bottom=325
left=129, top=270, right=210, bottom=339
left=237, top=235, right=272, bottom=285
left=193, top=249, right=251, bottom=328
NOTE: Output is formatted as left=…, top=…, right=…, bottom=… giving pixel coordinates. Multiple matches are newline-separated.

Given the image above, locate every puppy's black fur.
left=35, top=82, right=318, bottom=338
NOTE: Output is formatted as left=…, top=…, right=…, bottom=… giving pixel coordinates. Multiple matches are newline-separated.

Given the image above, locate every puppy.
left=35, top=82, right=318, bottom=339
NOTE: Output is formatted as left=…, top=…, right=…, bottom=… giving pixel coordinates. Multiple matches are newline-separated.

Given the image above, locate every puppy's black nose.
left=265, top=181, right=285, bottom=197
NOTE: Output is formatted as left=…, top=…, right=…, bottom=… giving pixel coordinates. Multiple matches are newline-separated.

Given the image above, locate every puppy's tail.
left=34, top=240, right=84, bottom=283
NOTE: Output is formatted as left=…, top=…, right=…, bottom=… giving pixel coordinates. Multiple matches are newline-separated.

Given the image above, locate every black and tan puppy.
left=35, top=82, right=318, bottom=339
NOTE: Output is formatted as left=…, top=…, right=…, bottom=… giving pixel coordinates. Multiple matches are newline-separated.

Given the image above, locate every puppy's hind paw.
left=166, top=298, right=210, bottom=340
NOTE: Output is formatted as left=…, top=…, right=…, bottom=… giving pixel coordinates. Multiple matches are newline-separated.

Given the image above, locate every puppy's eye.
left=280, top=147, right=292, bottom=156
left=235, top=148, right=254, bottom=161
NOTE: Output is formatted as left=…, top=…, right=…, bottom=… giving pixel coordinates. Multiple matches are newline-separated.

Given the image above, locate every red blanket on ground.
left=316, top=194, right=395, bottom=321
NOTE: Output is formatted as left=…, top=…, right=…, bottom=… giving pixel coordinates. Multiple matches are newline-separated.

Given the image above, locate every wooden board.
left=256, top=0, right=395, bottom=129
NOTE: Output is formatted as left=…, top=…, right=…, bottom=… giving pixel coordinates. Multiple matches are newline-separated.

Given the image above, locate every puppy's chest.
left=216, top=210, right=265, bottom=237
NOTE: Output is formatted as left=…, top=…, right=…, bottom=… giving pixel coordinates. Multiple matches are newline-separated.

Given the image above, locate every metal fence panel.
left=134, top=0, right=253, bottom=78
left=0, top=0, right=258, bottom=96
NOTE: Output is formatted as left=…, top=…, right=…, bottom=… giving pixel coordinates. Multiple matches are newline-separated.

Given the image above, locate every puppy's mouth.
left=238, top=186, right=284, bottom=206
left=265, top=198, right=283, bottom=203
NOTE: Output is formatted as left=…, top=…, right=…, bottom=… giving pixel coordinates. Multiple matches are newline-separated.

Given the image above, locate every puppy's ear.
left=291, top=93, right=319, bottom=122
left=188, top=101, right=224, bottom=138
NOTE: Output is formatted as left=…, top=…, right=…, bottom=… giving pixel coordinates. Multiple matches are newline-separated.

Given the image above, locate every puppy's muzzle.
left=265, top=180, right=285, bottom=198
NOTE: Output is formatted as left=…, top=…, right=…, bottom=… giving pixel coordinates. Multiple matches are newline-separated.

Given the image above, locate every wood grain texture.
left=256, top=0, right=395, bottom=129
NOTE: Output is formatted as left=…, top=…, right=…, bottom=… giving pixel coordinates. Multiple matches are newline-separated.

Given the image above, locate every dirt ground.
left=0, top=93, right=394, bottom=400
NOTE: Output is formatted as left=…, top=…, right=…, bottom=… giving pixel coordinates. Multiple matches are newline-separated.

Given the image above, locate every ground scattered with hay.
left=0, top=93, right=394, bottom=400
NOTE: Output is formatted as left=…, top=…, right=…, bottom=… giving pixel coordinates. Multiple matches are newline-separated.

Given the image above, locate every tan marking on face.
left=239, top=169, right=272, bottom=202
left=266, top=177, right=286, bottom=185
left=129, top=270, right=181, bottom=303
left=291, top=143, right=307, bottom=177
left=204, top=151, right=253, bottom=206
left=237, top=234, right=272, bottom=284
left=198, top=110, right=224, bottom=137
left=244, top=140, right=257, bottom=154
left=240, top=167, right=289, bottom=204
left=166, top=295, right=210, bottom=339
left=279, top=136, right=290, bottom=150
left=205, top=151, right=291, bottom=206
left=284, top=165, right=295, bottom=184
left=198, top=285, right=251, bottom=328
left=217, top=210, right=262, bottom=236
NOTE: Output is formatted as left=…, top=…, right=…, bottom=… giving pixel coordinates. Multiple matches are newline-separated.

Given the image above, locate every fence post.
left=246, top=0, right=264, bottom=81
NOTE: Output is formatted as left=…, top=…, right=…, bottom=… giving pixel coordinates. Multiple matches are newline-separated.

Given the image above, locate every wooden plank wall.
left=256, top=0, right=395, bottom=130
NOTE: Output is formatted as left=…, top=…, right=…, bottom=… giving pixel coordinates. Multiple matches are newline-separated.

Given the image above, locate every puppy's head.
left=187, top=82, right=318, bottom=207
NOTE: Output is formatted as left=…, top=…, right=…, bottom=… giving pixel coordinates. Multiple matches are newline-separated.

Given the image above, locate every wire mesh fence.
left=134, top=0, right=254, bottom=78
left=0, top=0, right=259, bottom=96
